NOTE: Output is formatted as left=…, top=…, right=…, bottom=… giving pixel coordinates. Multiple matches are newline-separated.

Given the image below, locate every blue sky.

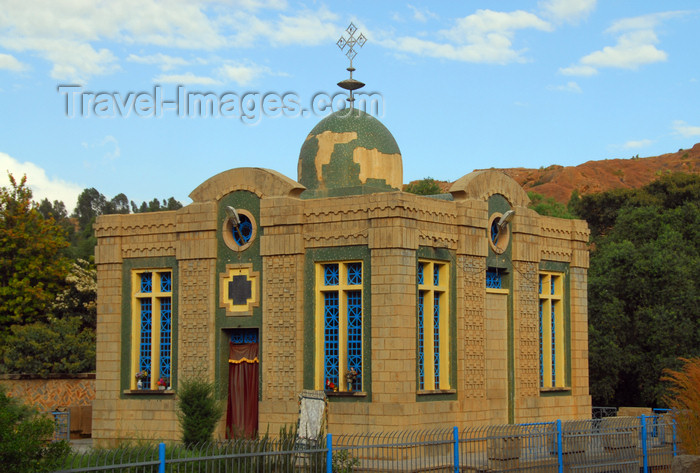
left=1, top=0, right=698, bottom=212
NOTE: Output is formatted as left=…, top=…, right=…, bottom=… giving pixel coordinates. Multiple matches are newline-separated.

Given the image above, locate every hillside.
left=407, top=143, right=700, bottom=203
left=497, top=143, right=700, bottom=203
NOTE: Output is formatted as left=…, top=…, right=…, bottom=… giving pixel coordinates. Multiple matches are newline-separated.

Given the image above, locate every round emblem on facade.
left=223, top=208, right=257, bottom=252
left=488, top=211, right=513, bottom=254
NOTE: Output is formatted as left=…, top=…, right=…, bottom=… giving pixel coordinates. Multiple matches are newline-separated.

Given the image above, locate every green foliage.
left=0, top=174, right=70, bottom=334
left=0, top=386, right=70, bottom=472
left=585, top=173, right=700, bottom=407
left=527, top=191, right=575, bottom=218
left=131, top=197, right=183, bottom=213
left=53, top=258, right=97, bottom=331
left=2, top=316, right=96, bottom=375
left=176, top=377, right=225, bottom=447
left=404, top=177, right=442, bottom=196
left=333, top=448, right=360, bottom=473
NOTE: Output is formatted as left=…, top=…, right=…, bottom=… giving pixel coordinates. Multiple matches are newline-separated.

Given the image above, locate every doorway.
left=226, top=329, right=259, bottom=438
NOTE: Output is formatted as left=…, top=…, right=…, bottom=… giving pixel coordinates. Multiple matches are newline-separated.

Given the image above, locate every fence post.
left=326, top=433, right=333, bottom=473
left=640, top=415, right=648, bottom=473
left=672, top=418, right=677, bottom=457
left=158, top=442, right=166, bottom=473
left=453, top=426, right=459, bottom=473
left=556, top=419, right=563, bottom=473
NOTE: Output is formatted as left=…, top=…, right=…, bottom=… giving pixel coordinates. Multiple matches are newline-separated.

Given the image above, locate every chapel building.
left=92, top=107, right=591, bottom=445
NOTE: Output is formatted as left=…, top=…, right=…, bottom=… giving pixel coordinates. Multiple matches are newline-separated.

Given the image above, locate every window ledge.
left=325, top=391, right=367, bottom=398
left=417, top=389, right=456, bottom=395
left=486, top=288, right=509, bottom=294
left=124, top=389, right=175, bottom=395
left=540, top=387, right=571, bottom=393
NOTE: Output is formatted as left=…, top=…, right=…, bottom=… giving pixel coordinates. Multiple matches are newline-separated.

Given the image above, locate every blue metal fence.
left=53, top=415, right=679, bottom=473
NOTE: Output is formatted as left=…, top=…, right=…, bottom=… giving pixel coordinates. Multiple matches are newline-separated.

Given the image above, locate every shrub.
left=0, top=386, right=70, bottom=472
left=176, top=377, right=225, bottom=447
left=662, top=357, right=700, bottom=454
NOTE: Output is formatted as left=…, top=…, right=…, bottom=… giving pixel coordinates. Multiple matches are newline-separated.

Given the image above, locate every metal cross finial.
left=337, top=22, right=366, bottom=65
left=336, top=23, right=367, bottom=110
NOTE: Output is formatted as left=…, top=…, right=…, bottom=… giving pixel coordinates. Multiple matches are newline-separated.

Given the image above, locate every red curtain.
left=226, top=342, right=259, bottom=438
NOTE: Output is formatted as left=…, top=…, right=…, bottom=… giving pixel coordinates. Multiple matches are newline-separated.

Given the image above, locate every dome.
left=298, top=108, right=402, bottom=198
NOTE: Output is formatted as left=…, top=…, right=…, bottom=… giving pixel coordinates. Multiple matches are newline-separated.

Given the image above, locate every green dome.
left=298, top=108, right=403, bottom=198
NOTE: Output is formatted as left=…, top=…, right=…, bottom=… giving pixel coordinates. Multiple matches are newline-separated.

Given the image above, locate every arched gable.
left=448, top=170, right=530, bottom=207
left=189, top=168, right=305, bottom=202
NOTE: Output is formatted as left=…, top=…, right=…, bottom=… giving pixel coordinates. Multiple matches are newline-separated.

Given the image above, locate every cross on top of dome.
left=336, top=23, right=367, bottom=109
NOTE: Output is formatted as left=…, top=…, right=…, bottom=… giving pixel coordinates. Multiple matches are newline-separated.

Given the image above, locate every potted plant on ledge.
left=345, top=368, right=358, bottom=392
left=135, top=370, right=149, bottom=390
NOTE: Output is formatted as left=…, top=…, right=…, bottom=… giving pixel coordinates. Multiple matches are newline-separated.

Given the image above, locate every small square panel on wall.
left=219, top=263, right=260, bottom=316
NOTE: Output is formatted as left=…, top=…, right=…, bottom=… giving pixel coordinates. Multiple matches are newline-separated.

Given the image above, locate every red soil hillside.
left=493, top=143, right=700, bottom=203
left=405, top=143, right=700, bottom=204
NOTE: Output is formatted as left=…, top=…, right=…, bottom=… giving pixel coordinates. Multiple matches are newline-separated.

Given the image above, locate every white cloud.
left=559, top=11, right=687, bottom=76
left=0, top=1, right=339, bottom=82
left=408, top=5, right=438, bottom=23
left=223, top=7, right=339, bottom=48
left=127, top=53, right=191, bottom=71
left=580, top=30, right=667, bottom=70
left=153, top=72, right=222, bottom=86
left=672, top=120, right=700, bottom=138
left=0, top=52, right=26, bottom=71
left=559, top=64, right=597, bottom=76
left=606, top=11, right=687, bottom=34
left=539, top=0, right=596, bottom=24
left=381, top=9, right=552, bottom=64
left=217, top=63, right=270, bottom=86
left=100, top=135, right=120, bottom=161
left=0, top=151, right=82, bottom=211
left=547, top=81, right=582, bottom=93
left=623, top=139, right=653, bottom=149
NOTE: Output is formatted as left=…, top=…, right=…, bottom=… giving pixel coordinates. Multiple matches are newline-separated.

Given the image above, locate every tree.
left=72, top=187, right=108, bottom=230
left=106, top=193, right=130, bottom=214
left=176, top=377, right=225, bottom=446
left=53, top=259, right=97, bottom=330
left=527, top=191, right=575, bottom=218
left=404, top=177, right=442, bottom=196
left=584, top=174, right=700, bottom=407
left=130, top=197, right=183, bottom=213
left=0, top=385, right=70, bottom=472
left=2, top=317, right=96, bottom=375
left=0, top=174, right=70, bottom=333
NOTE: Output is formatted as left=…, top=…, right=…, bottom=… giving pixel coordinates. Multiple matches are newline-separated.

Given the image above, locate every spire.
left=336, top=23, right=366, bottom=110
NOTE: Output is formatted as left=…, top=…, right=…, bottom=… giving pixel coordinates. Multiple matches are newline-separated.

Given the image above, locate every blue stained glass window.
left=433, top=265, right=440, bottom=286
left=551, top=278, right=555, bottom=295
left=160, top=298, right=171, bottom=380
left=347, top=290, right=362, bottom=390
left=160, top=272, right=172, bottom=292
left=141, top=272, right=152, bottom=293
left=231, top=215, right=254, bottom=246
left=139, top=299, right=152, bottom=386
left=433, top=293, right=440, bottom=387
left=324, top=264, right=339, bottom=286
left=491, top=219, right=500, bottom=244
left=417, top=263, right=424, bottom=285
left=230, top=328, right=258, bottom=344
left=551, top=304, right=556, bottom=386
left=418, top=291, right=425, bottom=390
left=539, top=300, right=544, bottom=387
left=347, top=263, right=362, bottom=285
left=539, top=275, right=544, bottom=294
left=323, top=292, right=340, bottom=388
left=486, top=268, right=502, bottom=289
